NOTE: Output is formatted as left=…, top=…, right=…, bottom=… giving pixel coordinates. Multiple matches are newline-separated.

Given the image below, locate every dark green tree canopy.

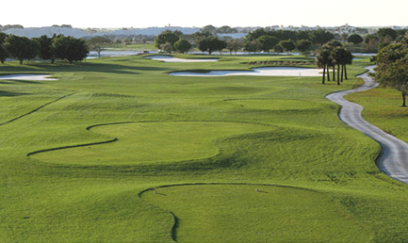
left=226, top=38, right=243, bottom=55
left=296, top=39, right=312, bottom=54
left=257, top=35, right=279, bottom=53
left=53, top=36, right=89, bottom=63
left=245, top=40, right=261, bottom=53
left=347, top=34, right=363, bottom=45
left=376, top=42, right=408, bottom=106
left=198, top=37, right=227, bottom=55
left=309, top=29, right=334, bottom=45
left=174, top=39, right=192, bottom=54
left=35, top=35, right=55, bottom=62
left=279, top=40, right=296, bottom=52
left=154, top=30, right=180, bottom=50
left=0, top=32, right=8, bottom=64
left=3, top=34, right=38, bottom=64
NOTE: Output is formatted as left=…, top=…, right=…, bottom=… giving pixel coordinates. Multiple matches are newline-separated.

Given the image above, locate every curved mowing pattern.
left=327, top=66, right=408, bottom=184
left=140, top=183, right=371, bottom=243
left=29, top=121, right=273, bottom=165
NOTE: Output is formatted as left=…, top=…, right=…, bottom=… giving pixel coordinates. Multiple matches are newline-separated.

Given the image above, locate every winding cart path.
left=326, top=66, right=408, bottom=184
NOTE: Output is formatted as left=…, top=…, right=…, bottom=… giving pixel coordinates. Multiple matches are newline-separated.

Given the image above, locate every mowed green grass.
left=0, top=54, right=408, bottom=242
left=142, top=184, right=371, bottom=243
left=32, top=122, right=273, bottom=165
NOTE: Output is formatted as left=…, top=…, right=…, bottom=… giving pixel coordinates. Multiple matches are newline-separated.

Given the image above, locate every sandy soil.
left=170, top=67, right=323, bottom=77
left=147, top=55, right=218, bottom=63
left=0, top=74, right=58, bottom=81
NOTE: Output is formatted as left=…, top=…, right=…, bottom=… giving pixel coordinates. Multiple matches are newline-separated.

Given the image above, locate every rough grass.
left=0, top=55, right=407, bottom=243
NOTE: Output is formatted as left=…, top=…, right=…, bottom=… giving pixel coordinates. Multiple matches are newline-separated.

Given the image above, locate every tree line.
left=0, top=33, right=89, bottom=64
left=375, top=34, right=408, bottom=106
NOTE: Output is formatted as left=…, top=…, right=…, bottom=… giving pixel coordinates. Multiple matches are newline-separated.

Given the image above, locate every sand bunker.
left=147, top=55, right=218, bottom=63
left=0, top=74, right=58, bottom=81
left=170, top=67, right=323, bottom=77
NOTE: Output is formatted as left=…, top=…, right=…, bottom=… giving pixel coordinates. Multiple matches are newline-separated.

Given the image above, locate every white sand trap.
left=148, top=55, right=218, bottom=63
left=170, top=67, right=323, bottom=77
left=0, top=74, right=58, bottom=81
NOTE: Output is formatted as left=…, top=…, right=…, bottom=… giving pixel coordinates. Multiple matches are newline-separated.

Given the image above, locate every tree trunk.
left=19, top=59, right=23, bottom=65
left=341, top=65, right=344, bottom=82
left=402, top=92, right=406, bottom=107
left=337, top=65, right=340, bottom=85
left=326, top=65, right=330, bottom=81
left=333, top=66, right=336, bottom=81
left=322, top=65, right=326, bottom=84
left=344, top=65, right=348, bottom=80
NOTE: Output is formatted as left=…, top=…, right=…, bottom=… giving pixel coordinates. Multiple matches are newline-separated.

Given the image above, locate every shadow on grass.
left=0, top=62, right=171, bottom=76
left=0, top=90, right=30, bottom=97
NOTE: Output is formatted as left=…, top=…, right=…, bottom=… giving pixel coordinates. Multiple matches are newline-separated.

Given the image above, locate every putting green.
left=31, top=121, right=272, bottom=165
left=141, top=184, right=372, bottom=243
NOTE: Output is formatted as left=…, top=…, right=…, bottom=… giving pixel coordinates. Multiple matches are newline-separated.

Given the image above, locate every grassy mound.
left=142, top=184, right=371, bottom=242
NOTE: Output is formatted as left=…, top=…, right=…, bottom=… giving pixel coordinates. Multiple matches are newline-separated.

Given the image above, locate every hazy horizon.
left=3, top=0, right=408, bottom=29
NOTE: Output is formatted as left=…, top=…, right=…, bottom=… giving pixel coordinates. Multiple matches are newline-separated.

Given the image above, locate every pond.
left=170, top=67, right=323, bottom=77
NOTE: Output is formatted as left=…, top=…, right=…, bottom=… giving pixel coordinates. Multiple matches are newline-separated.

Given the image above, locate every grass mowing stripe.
left=0, top=93, right=74, bottom=126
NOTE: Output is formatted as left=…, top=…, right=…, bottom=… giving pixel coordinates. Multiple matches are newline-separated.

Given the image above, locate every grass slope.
left=0, top=54, right=406, bottom=243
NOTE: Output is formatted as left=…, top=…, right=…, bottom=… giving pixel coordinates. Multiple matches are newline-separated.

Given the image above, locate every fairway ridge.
left=28, top=121, right=273, bottom=165
left=327, top=66, right=408, bottom=184
left=140, top=183, right=370, bottom=243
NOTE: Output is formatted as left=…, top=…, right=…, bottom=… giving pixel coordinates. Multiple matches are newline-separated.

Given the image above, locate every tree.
left=245, top=40, right=261, bottom=53
left=347, top=34, right=363, bottom=45
left=87, top=37, right=111, bottom=58
left=376, top=42, right=408, bottom=106
left=274, top=44, right=283, bottom=55
left=257, top=35, right=279, bottom=53
left=309, top=29, right=334, bottom=45
left=296, top=39, right=312, bottom=55
left=53, top=36, right=89, bottom=63
left=245, top=28, right=268, bottom=42
left=315, top=47, right=332, bottom=84
left=226, top=39, right=242, bottom=55
left=3, top=35, right=38, bottom=64
left=0, top=33, right=8, bottom=64
left=174, top=39, right=192, bottom=54
left=35, top=35, right=56, bottom=63
left=378, top=28, right=397, bottom=49
left=154, top=30, right=180, bottom=51
left=198, top=37, right=226, bottom=55
left=215, top=25, right=238, bottom=34
left=279, top=40, right=296, bottom=53
left=201, top=25, right=217, bottom=35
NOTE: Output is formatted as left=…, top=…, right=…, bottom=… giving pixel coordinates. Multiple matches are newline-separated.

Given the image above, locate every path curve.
left=326, top=66, right=408, bottom=184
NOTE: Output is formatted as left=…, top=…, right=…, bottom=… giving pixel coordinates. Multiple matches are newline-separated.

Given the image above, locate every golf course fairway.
left=0, top=54, right=407, bottom=242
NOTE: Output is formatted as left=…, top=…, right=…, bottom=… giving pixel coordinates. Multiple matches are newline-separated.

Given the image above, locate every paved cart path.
left=326, top=66, right=408, bottom=184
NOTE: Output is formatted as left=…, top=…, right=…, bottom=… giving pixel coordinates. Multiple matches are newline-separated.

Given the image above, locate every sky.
left=2, top=0, right=408, bottom=29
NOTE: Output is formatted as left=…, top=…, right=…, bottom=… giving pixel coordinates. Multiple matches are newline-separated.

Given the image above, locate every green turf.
left=142, top=184, right=372, bottom=243
left=0, top=54, right=407, bottom=243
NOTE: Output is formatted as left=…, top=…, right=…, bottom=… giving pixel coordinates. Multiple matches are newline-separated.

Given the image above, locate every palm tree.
left=316, top=47, right=331, bottom=84
left=343, top=50, right=353, bottom=80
